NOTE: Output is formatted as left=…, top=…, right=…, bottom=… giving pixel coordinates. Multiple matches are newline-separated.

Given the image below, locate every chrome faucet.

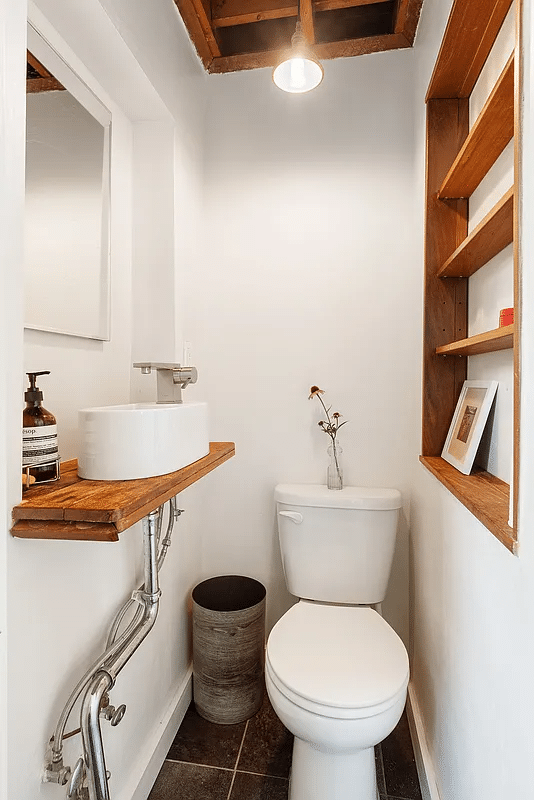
left=133, top=362, right=198, bottom=404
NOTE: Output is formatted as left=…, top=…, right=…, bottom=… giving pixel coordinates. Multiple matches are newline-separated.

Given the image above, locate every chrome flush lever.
left=278, top=510, right=303, bottom=524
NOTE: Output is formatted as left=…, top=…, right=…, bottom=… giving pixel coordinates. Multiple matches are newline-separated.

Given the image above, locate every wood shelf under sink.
left=12, top=441, right=235, bottom=542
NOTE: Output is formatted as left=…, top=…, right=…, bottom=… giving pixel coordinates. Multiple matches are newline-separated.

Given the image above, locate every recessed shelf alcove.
left=421, top=0, right=519, bottom=553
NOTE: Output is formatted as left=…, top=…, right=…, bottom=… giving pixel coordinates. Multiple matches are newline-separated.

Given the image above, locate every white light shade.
left=273, top=55, right=323, bottom=93
left=272, top=22, right=324, bottom=93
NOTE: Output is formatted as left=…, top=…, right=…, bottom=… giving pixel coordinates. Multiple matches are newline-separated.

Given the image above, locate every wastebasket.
left=192, top=575, right=266, bottom=724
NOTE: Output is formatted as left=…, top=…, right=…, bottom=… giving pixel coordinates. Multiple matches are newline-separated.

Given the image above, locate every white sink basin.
left=77, top=402, right=209, bottom=480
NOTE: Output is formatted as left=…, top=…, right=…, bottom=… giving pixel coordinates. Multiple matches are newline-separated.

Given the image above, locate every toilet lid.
left=267, top=603, right=409, bottom=711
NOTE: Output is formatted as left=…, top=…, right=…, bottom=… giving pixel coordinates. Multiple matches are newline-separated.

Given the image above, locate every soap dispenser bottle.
left=22, top=371, right=60, bottom=485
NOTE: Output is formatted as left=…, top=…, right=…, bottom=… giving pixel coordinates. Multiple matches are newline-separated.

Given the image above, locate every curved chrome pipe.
left=50, top=599, right=144, bottom=764
left=50, top=507, right=167, bottom=765
left=81, top=671, right=113, bottom=800
left=80, top=509, right=161, bottom=800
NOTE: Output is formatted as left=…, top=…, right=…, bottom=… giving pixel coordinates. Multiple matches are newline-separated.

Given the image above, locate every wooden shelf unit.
left=438, top=54, right=515, bottom=199
left=438, top=187, right=514, bottom=278
left=426, top=0, right=513, bottom=100
left=11, top=442, right=235, bottom=542
left=421, top=0, right=520, bottom=553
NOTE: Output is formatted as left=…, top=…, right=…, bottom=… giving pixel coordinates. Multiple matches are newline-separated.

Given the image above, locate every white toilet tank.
left=275, top=484, right=402, bottom=605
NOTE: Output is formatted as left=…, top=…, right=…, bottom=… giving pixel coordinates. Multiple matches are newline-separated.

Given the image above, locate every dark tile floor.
left=148, top=691, right=422, bottom=800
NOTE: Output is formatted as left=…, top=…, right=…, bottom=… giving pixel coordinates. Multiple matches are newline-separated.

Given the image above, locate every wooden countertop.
left=12, top=442, right=235, bottom=542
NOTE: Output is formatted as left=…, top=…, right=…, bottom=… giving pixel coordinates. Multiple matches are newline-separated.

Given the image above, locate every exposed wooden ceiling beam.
left=208, top=31, right=409, bottom=72
left=174, top=0, right=220, bottom=65
left=315, top=30, right=408, bottom=60
left=211, top=0, right=391, bottom=28
left=27, top=51, right=52, bottom=78
left=300, top=0, right=315, bottom=44
left=394, top=0, right=423, bottom=43
left=27, top=51, right=65, bottom=92
left=174, top=0, right=214, bottom=65
left=26, top=77, right=66, bottom=93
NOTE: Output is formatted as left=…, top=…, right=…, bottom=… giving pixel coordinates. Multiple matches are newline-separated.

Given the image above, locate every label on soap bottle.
left=22, top=425, right=59, bottom=467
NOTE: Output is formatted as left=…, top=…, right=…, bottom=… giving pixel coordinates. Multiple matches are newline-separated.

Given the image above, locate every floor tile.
left=166, top=703, right=246, bottom=769
left=237, top=692, right=293, bottom=778
left=381, top=712, right=423, bottom=800
left=148, top=761, right=233, bottom=800
left=230, top=771, right=289, bottom=800
left=388, top=796, right=422, bottom=800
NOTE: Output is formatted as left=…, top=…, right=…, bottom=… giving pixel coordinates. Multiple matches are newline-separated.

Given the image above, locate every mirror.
left=25, top=23, right=111, bottom=340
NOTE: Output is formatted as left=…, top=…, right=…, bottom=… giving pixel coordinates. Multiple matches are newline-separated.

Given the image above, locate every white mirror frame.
left=25, top=21, right=112, bottom=341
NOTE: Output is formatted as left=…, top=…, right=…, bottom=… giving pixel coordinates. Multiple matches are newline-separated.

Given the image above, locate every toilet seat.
left=266, top=602, right=409, bottom=720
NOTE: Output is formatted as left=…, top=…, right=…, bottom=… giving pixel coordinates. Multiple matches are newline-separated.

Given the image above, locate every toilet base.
left=289, top=737, right=377, bottom=800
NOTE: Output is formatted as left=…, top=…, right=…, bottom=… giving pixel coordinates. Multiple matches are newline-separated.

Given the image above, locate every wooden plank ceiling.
left=174, top=0, right=424, bottom=73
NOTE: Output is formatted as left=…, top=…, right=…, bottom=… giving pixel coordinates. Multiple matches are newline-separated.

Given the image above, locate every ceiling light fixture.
left=272, top=4, right=323, bottom=94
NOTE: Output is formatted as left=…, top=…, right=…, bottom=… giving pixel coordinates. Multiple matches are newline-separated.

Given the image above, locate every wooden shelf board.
left=426, top=0, right=513, bottom=100
left=12, top=442, right=235, bottom=542
left=438, top=187, right=514, bottom=278
left=438, top=54, right=514, bottom=200
left=420, top=456, right=516, bottom=553
left=436, top=324, right=514, bottom=356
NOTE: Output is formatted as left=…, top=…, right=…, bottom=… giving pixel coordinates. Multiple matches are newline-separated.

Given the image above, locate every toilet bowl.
left=265, top=601, right=409, bottom=800
left=267, top=484, right=409, bottom=800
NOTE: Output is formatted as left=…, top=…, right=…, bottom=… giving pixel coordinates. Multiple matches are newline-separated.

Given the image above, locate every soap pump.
left=22, top=371, right=60, bottom=486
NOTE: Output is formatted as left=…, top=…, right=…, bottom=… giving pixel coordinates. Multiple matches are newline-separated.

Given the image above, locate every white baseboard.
left=119, top=666, right=193, bottom=800
left=406, top=683, right=441, bottom=800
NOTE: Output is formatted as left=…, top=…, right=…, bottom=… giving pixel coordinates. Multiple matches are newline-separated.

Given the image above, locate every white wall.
left=2, top=3, right=208, bottom=800
left=410, top=1, right=534, bottom=799
left=185, top=51, right=420, bottom=638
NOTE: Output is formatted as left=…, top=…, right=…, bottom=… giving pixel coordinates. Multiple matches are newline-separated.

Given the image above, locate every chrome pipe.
left=80, top=509, right=161, bottom=800
left=50, top=509, right=163, bottom=764
left=100, top=592, right=159, bottom=681
left=50, top=597, right=144, bottom=763
left=46, top=501, right=181, bottom=798
left=106, top=508, right=162, bottom=649
left=157, top=497, right=177, bottom=571
left=144, top=509, right=159, bottom=597
left=99, top=511, right=160, bottom=681
left=81, top=671, right=113, bottom=800
left=106, top=599, right=140, bottom=651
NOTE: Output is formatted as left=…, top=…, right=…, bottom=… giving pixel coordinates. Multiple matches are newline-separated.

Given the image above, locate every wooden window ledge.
left=12, top=442, right=235, bottom=542
left=420, top=456, right=516, bottom=553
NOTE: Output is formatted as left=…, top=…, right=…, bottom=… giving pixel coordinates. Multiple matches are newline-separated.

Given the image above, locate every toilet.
left=265, top=484, right=409, bottom=800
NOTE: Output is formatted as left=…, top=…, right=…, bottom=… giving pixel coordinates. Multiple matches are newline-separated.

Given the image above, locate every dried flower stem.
left=309, top=386, right=347, bottom=486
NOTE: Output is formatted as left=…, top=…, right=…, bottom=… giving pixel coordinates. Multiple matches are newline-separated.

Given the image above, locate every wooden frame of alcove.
left=419, top=0, right=521, bottom=554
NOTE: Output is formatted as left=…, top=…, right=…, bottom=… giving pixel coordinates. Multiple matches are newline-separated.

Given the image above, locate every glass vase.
left=327, top=443, right=343, bottom=490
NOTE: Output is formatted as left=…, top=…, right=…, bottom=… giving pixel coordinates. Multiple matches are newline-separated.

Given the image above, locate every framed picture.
left=442, top=380, right=498, bottom=475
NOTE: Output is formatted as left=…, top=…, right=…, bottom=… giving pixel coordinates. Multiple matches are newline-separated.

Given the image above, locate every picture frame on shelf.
left=442, top=380, right=499, bottom=475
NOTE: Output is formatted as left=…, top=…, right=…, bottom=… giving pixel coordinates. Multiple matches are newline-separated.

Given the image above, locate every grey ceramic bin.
left=192, top=575, right=266, bottom=724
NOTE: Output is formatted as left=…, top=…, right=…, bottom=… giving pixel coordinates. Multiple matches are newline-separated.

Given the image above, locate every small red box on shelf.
left=499, top=307, right=514, bottom=327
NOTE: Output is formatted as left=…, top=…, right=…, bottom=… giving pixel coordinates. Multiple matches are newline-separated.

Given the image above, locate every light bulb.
left=272, top=23, right=324, bottom=94
left=290, top=58, right=306, bottom=90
